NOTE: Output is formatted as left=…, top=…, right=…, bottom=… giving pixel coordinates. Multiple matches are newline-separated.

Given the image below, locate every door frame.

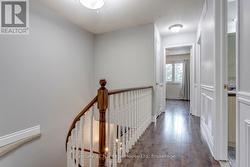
left=195, top=35, right=201, bottom=117
left=235, top=0, right=239, bottom=166
left=165, top=43, right=195, bottom=114
left=214, top=0, right=228, bottom=161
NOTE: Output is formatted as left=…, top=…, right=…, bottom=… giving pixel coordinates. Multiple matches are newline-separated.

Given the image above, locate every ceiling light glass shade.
left=80, top=0, right=105, bottom=10
left=169, top=24, right=183, bottom=33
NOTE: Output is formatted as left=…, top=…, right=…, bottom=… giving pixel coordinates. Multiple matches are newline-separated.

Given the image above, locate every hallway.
left=119, top=100, right=220, bottom=167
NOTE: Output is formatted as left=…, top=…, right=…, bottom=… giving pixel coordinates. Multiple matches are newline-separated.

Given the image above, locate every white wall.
left=94, top=24, right=158, bottom=121
left=166, top=84, right=183, bottom=99
left=198, top=0, right=216, bottom=158
left=197, top=0, right=229, bottom=160
left=237, top=0, right=250, bottom=166
left=94, top=24, right=155, bottom=90
left=163, top=32, right=196, bottom=48
left=166, top=54, right=190, bottom=63
left=0, top=2, right=94, bottom=167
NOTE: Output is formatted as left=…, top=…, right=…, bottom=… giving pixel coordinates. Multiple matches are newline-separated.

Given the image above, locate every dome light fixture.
left=80, top=0, right=105, bottom=10
left=169, top=24, right=183, bottom=33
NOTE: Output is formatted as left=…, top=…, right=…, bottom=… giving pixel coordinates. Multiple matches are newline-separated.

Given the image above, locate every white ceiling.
left=35, top=0, right=204, bottom=35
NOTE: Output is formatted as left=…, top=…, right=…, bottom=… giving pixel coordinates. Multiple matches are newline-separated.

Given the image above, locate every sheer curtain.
left=180, top=60, right=190, bottom=100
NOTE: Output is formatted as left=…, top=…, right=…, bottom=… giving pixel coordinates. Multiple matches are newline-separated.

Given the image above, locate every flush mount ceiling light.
left=169, top=24, right=183, bottom=33
left=80, top=0, right=105, bottom=10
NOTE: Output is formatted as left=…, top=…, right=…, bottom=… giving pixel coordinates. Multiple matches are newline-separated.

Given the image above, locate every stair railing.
left=66, top=79, right=153, bottom=167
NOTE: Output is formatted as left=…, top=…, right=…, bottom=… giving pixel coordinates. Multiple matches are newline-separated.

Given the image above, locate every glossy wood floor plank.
left=118, top=100, right=220, bottom=167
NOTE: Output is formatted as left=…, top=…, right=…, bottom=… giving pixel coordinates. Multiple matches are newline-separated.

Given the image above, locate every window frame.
left=166, top=62, right=184, bottom=84
left=166, top=63, right=174, bottom=83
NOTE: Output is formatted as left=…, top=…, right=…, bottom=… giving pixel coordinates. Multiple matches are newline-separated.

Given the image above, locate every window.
left=174, top=63, right=183, bottom=82
left=166, top=64, right=173, bottom=82
left=166, top=63, right=183, bottom=83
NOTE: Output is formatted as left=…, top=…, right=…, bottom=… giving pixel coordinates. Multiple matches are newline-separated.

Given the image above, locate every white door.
left=237, top=0, right=250, bottom=166
left=154, top=29, right=166, bottom=122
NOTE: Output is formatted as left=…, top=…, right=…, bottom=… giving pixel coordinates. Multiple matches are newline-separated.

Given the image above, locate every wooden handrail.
left=65, top=96, right=97, bottom=150
left=108, top=86, right=153, bottom=95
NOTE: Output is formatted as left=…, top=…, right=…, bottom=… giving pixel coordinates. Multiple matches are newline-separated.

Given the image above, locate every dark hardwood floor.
left=118, top=100, right=220, bottom=167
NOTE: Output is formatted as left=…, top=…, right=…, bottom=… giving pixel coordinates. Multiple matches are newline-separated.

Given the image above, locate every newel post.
left=97, top=79, right=108, bottom=167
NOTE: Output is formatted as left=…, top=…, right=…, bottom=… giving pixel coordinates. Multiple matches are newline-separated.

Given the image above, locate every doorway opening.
left=165, top=45, right=192, bottom=110
left=226, top=0, right=237, bottom=166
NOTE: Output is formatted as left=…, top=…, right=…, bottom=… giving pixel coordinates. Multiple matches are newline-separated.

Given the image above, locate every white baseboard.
left=219, top=161, right=231, bottom=167
left=152, top=110, right=163, bottom=123
left=201, top=121, right=214, bottom=157
left=152, top=115, right=157, bottom=123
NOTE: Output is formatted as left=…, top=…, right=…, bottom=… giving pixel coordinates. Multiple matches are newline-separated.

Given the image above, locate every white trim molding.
left=238, top=91, right=250, bottom=102
left=245, top=119, right=250, bottom=167
left=236, top=91, right=250, bottom=167
left=200, top=91, right=215, bottom=156
left=201, top=119, right=214, bottom=156
left=201, top=85, right=214, bottom=92
left=0, top=126, right=41, bottom=157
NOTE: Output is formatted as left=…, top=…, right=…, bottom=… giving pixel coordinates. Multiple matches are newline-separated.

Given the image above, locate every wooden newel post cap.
left=98, top=79, right=108, bottom=110
left=99, top=79, right=107, bottom=87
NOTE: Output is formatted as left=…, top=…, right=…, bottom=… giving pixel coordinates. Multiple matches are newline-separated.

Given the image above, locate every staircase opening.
left=66, top=79, right=153, bottom=167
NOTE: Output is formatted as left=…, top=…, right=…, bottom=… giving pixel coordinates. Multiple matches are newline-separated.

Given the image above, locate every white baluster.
left=67, top=139, right=71, bottom=167
left=112, top=127, right=117, bottom=167
left=89, top=107, right=94, bottom=167
left=80, top=116, right=85, bottom=167
left=121, top=93, right=126, bottom=157
left=138, top=90, right=141, bottom=138
left=132, top=91, right=136, bottom=146
left=112, top=95, right=118, bottom=166
left=69, top=137, right=74, bottom=167
left=107, top=95, right=111, bottom=167
left=141, top=90, right=144, bottom=136
left=71, top=129, right=76, bottom=167
left=136, top=90, right=139, bottom=140
left=139, top=90, right=142, bottom=137
left=141, top=90, right=144, bottom=132
left=127, top=91, right=131, bottom=151
left=117, top=94, right=122, bottom=163
left=125, top=92, right=129, bottom=154
left=128, top=91, right=132, bottom=150
left=75, top=122, right=79, bottom=167
left=147, top=89, right=152, bottom=126
left=145, top=89, right=148, bottom=130
left=142, top=90, right=145, bottom=135
left=140, top=90, right=145, bottom=134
